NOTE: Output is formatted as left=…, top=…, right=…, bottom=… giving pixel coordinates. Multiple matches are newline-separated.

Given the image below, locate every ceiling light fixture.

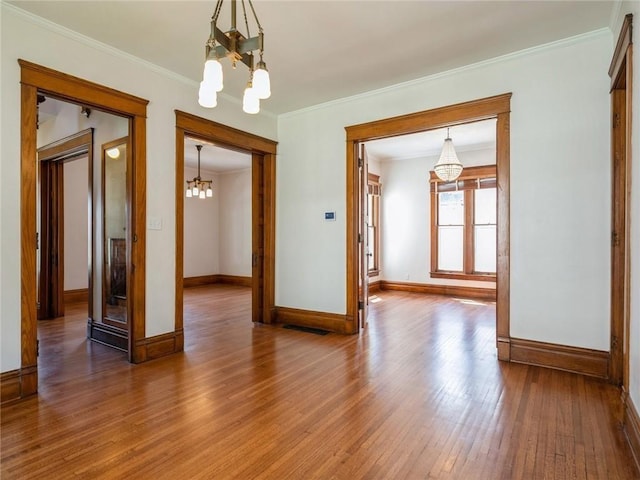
left=106, top=147, right=120, bottom=159
left=198, top=0, right=271, bottom=114
left=433, top=128, right=463, bottom=182
left=186, top=145, right=213, bottom=199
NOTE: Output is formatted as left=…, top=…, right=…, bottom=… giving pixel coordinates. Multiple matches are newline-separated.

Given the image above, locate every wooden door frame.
left=174, top=110, right=277, bottom=341
left=37, top=128, right=94, bottom=321
left=608, top=14, right=632, bottom=387
left=20, top=60, right=148, bottom=398
left=345, top=94, right=512, bottom=360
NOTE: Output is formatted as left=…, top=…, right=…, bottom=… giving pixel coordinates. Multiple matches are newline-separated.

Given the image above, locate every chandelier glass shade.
left=433, top=128, right=463, bottom=182
left=186, top=145, right=213, bottom=199
left=198, top=0, right=270, bottom=114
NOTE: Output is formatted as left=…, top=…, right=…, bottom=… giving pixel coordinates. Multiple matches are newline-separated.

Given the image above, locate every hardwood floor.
left=1, top=286, right=637, bottom=479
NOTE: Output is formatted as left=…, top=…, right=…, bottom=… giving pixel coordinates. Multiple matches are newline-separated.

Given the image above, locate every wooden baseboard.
left=64, top=288, right=88, bottom=304
left=133, top=330, right=184, bottom=363
left=378, top=280, right=496, bottom=301
left=624, top=393, right=640, bottom=474
left=368, top=280, right=381, bottom=293
left=1, top=365, right=37, bottom=405
left=274, top=307, right=353, bottom=334
left=88, top=322, right=128, bottom=351
left=183, top=275, right=218, bottom=288
left=510, top=337, right=609, bottom=379
left=216, top=275, right=252, bottom=287
left=184, top=275, right=252, bottom=288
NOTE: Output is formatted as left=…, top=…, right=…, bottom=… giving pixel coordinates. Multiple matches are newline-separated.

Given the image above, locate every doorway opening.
left=345, top=94, right=511, bottom=360
left=174, top=111, right=277, bottom=341
left=19, top=61, right=148, bottom=399
left=362, top=119, right=498, bottom=302
left=182, top=137, right=253, bottom=339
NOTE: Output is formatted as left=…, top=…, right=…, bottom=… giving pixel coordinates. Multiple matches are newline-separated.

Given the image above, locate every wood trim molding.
left=609, top=14, right=633, bottom=90
left=378, top=281, right=496, bottom=301
left=624, top=393, right=640, bottom=473
left=1, top=366, right=38, bottom=405
left=1, top=370, right=22, bottom=404
left=183, top=275, right=219, bottom=288
left=510, top=338, right=609, bottom=379
left=368, top=280, right=381, bottom=293
left=175, top=110, right=277, bottom=154
left=217, top=275, right=252, bottom=287
left=19, top=59, right=148, bottom=117
left=20, top=60, right=148, bottom=376
left=274, top=307, right=350, bottom=334
left=345, top=94, right=511, bottom=354
left=346, top=94, right=512, bottom=141
left=134, top=330, right=184, bottom=363
left=184, top=275, right=252, bottom=288
left=64, top=288, right=89, bottom=304
left=175, top=110, right=277, bottom=341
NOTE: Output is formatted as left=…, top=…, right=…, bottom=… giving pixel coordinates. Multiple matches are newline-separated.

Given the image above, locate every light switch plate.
left=147, top=216, right=162, bottom=230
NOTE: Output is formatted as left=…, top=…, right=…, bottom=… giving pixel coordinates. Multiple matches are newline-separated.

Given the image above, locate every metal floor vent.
left=283, top=324, right=330, bottom=336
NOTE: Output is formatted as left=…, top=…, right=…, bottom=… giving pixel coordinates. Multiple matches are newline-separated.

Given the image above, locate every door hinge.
left=252, top=253, right=258, bottom=267
left=36, top=232, right=39, bottom=250
left=358, top=157, right=363, bottom=168
left=613, top=113, right=621, bottom=128
left=358, top=233, right=362, bottom=243
left=611, top=335, right=619, bottom=350
left=358, top=300, right=364, bottom=310
left=37, top=339, right=40, bottom=357
left=612, top=231, right=620, bottom=247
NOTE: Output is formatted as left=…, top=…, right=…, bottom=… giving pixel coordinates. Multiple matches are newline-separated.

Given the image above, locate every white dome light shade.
left=186, top=188, right=193, bottom=198
left=242, top=84, right=260, bottom=114
left=253, top=61, right=271, bottom=99
left=106, top=147, right=120, bottom=159
left=202, top=58, right=223, bottom=92
left=198, top=81, right=217, bottom=108
left=434, top=137, right=463, bottom=182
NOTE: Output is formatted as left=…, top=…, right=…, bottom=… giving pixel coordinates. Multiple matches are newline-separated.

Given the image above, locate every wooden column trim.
left=496, top=112, right=511, bottom=360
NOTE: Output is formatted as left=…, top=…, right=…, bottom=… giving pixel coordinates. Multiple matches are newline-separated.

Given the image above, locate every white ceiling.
left=10, top=1, right=616, bottom=115
left=365, top=118, right=496, bottom=162
left=185, top=136, right=251, bottom=173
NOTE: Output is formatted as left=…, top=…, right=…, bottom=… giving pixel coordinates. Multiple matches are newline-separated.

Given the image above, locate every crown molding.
left=280, top=27, right=611, bottom=119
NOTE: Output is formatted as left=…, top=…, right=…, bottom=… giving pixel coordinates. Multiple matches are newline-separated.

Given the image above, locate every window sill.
left=430, top=272, right=496, bottom=282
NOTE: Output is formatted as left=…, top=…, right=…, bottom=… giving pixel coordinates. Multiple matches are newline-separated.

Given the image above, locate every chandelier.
left=186, top=145, right=213, bottom=199
left=198, top=0, right=271, bottom=114
left=433, top=128, right=463, bottom=182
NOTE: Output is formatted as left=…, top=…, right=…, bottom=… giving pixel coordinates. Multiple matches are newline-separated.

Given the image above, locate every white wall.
left=277, top=30, right=612, bottom=352
left=613, top=2, right=640, bottom=421
left=183, top=167, right=220, bottom=277
left=378, top=147, right=495, bottom=288
left=63, top=156, right=89, bottom=291
left=182, top=167, right=251, bottom=278
left=218, top=169, right=252, bottom=277
left=1, top=4, right=277, bottom=371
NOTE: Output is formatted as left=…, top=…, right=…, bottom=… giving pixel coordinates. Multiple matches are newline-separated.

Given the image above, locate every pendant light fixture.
left=198, top=0, right=271, bottom=114
left=433, top=127, right=463, bottom=182
left=186, top=145, right=213, bottom=199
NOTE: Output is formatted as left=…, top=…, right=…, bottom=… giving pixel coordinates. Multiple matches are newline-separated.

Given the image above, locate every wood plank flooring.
left=1, top=286, right=638, bottom=479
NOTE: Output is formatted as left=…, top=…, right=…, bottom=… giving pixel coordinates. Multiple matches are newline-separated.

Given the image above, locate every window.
left=367, top=173, right=381, bottom=276
left=430, top=165, right=496, bottom=281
